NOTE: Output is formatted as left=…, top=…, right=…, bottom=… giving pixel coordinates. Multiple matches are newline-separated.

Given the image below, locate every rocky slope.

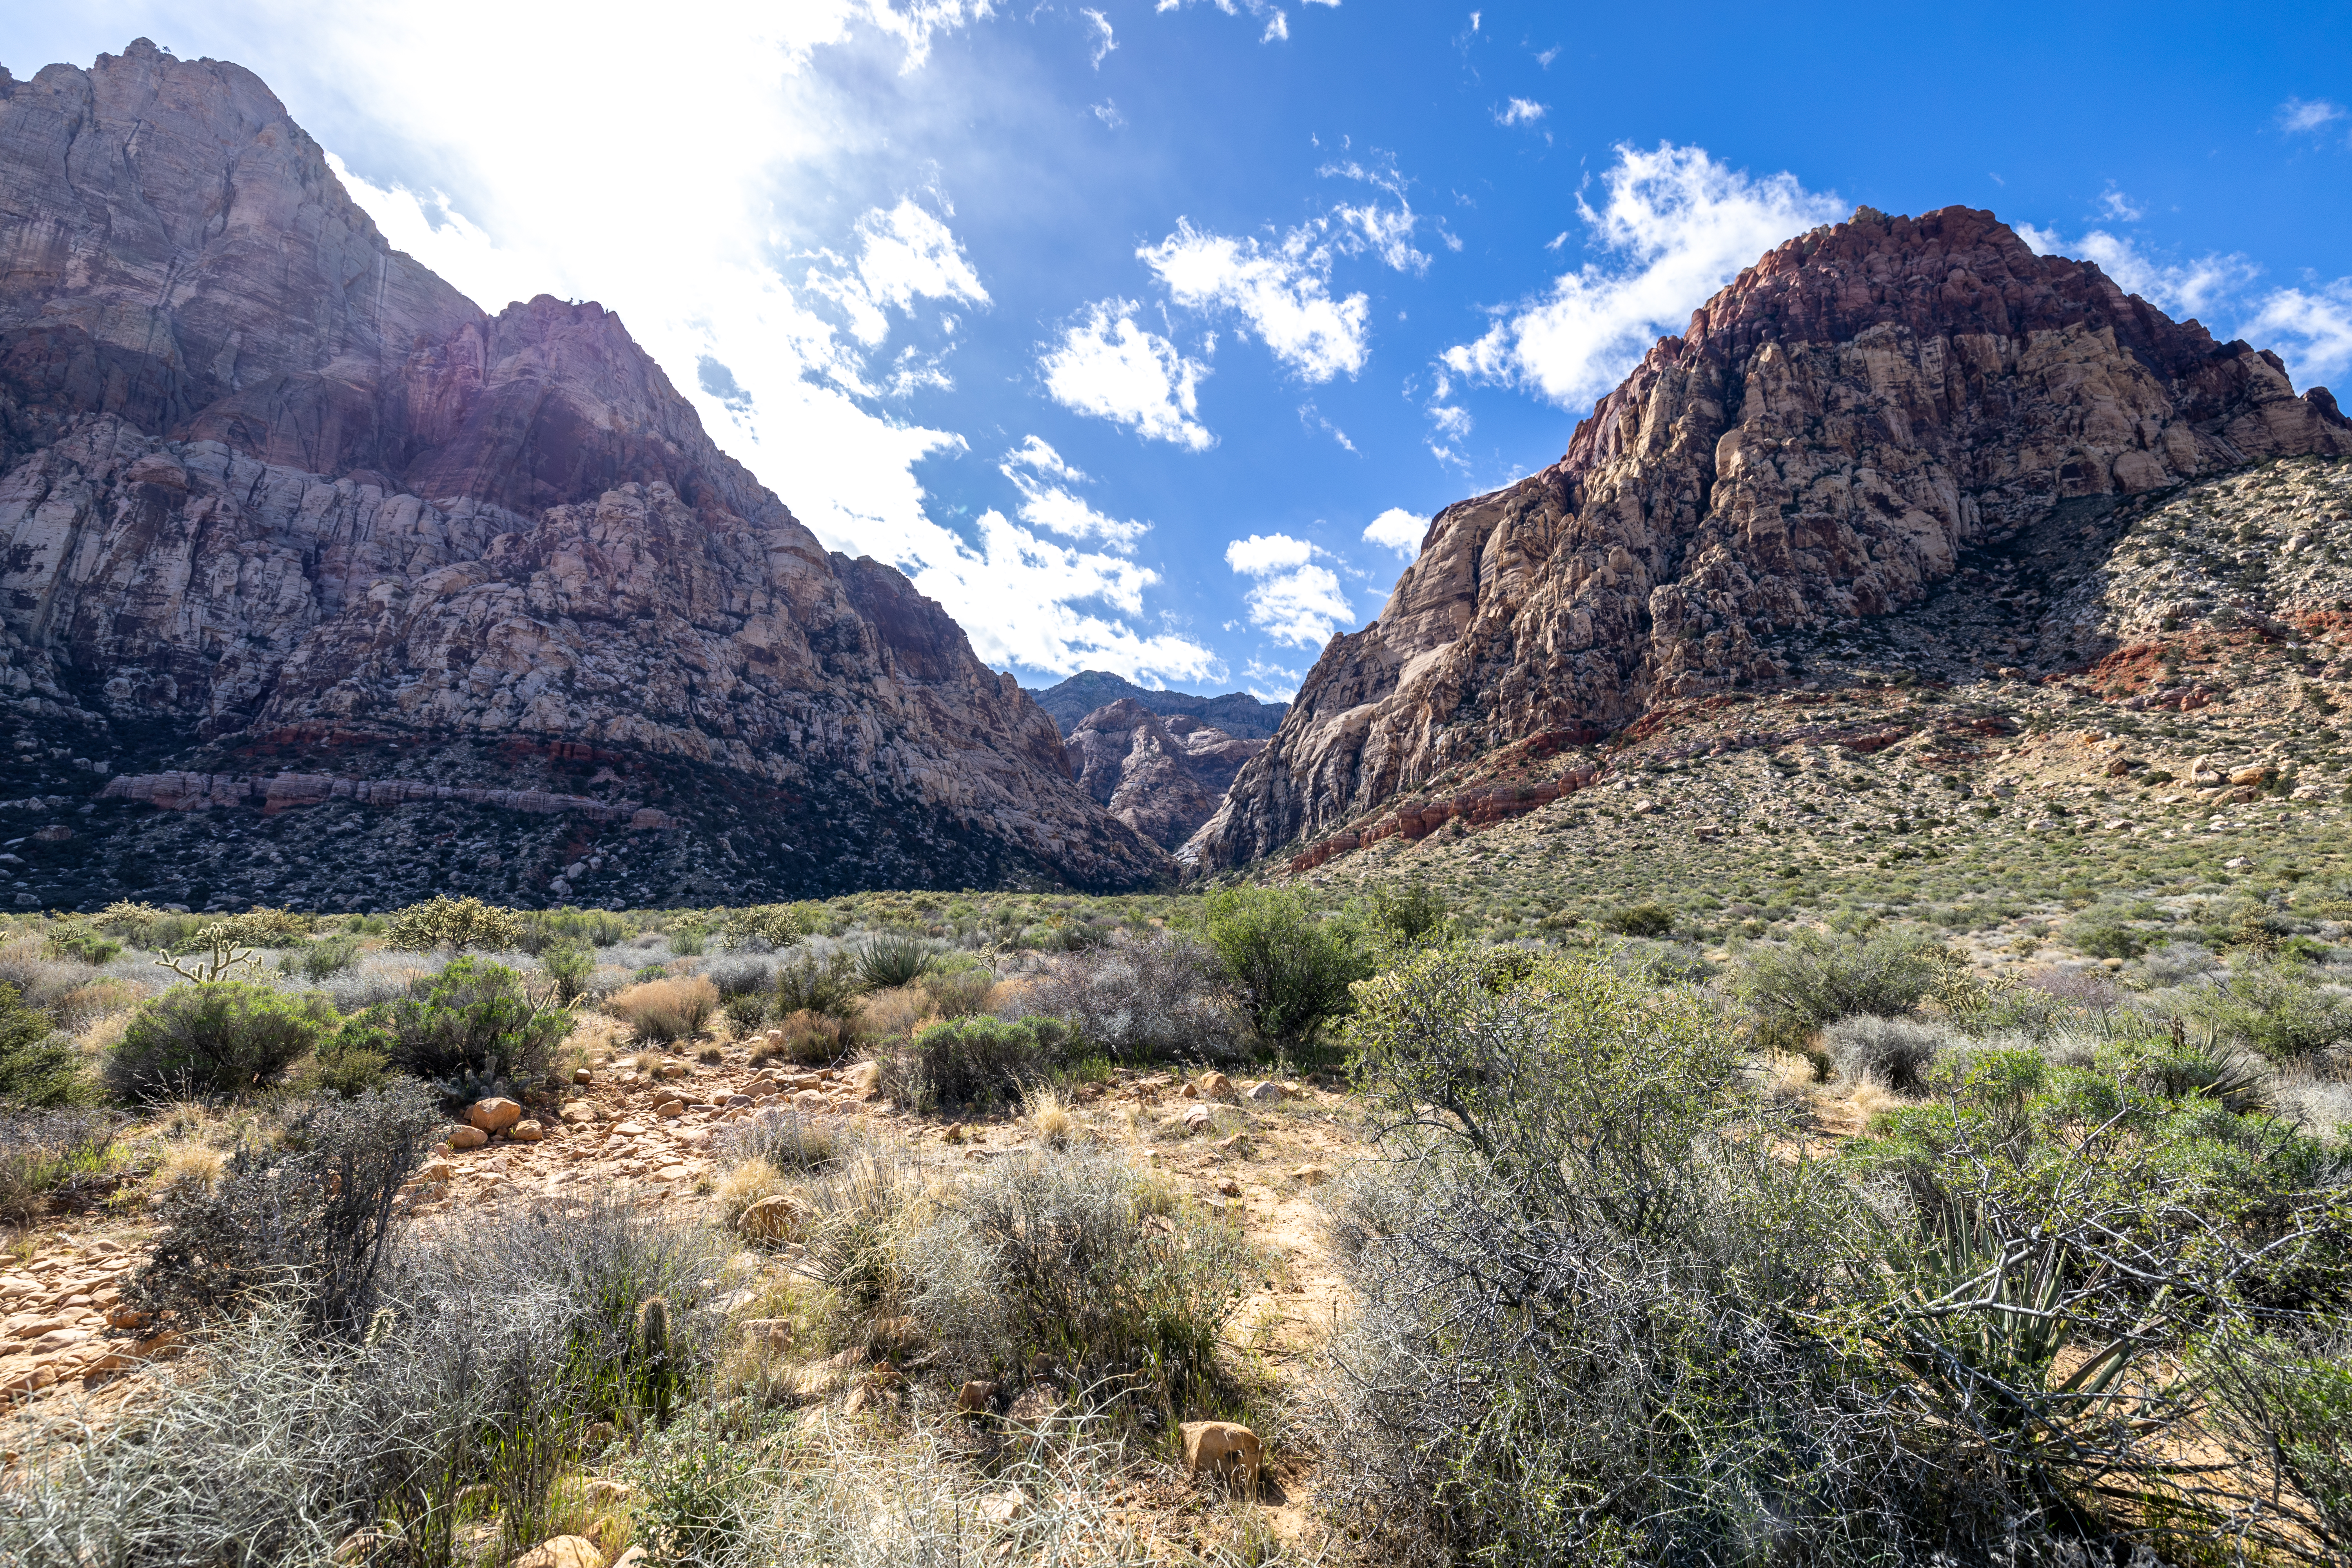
left=1063, top=698, right=1265, bottom=850
left=0, top=40, right=1166, bottom=911
left=1191, top=205, right=2352, bottom=870
left=1029, top=670, right=1287, bottom=740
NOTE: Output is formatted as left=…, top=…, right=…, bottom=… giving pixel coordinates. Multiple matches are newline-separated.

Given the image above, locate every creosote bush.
left=361, top=956, right=570, bottom=1098
left=1202, top=886, right=1369, bottom=1049
left=1740, top=927, right=1947, bottom=1051
left=879, top=1014, right=1077, bottom=1112
left=0, top=980, right=87, bottom=1107
left=0, top=1108, right=117, bottom=1225
left=105, top=982, right=332, bottom=1102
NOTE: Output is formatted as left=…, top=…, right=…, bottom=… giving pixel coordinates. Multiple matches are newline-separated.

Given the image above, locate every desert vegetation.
left=0, top=867, right=2346, bottom=1566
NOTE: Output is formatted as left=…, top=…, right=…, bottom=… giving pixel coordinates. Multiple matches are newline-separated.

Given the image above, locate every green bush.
left=1599, top=900, right=1677, bottom=938
left=2187, top=959, right=2352, bottom=1061
left=0, top=980, right=87, bottom=1107
left=880, top=1016, right=1076, bottom=1112
left=1361, top=880, right=1457, bottom=947
left=0, top=1108, right=117, bottom=1224
left=539, top=939, right=594, bottom=1005
left=284, top=936, right=362, bottom=983
left=106, top=983, right=333, bottom=1102
left=772, top=950, right=858, bottom=1020
left=2063, top=915, right=2146, bottom=959
left=292, top=1017, right=397, bottom=1099
left=1202, top=886, right=1369, bottom=1048
left=1739, top=928, right=1946, bottom=1051
left=44, top=924, right=123, bottom=965
left=385, top=896, right=524, bottom=954
left=365, top=957, right=569, bottom=1098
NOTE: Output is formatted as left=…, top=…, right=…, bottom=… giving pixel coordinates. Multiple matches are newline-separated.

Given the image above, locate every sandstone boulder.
left=465, top=1098, right=523, bottom=1134
left=511, top=1540, right=601, bottom=1568
left=1179, top=1420, right=1262, bottom=1497
left=447, top=1126, right=488, bottom=1151
left=739, top=1195, right=809, bottom=1242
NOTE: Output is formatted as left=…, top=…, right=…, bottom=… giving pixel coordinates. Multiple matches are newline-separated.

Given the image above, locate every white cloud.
left=2243, top=281, right=2352, bottom=385
left=1243, top=658, right=1304, bottom=701
left=293, top=1, right=1228, bottom=683
left=1496, top=97, right=1546, bottom=126
left=2015, top=223, right=2258, bottom=319
left=1091, top=99, right=1127, bottom=129
left=2096, top=183, right=2143, bottom=221
left=1441, top=142, right=1844, bottom=408
left=2278, top=96, right=2347, bottom=134
left=1427, top=405, right=1471, bottom=439
left=1153, top=0, right=1298, bottom=38
left=1263, top=9, right=1289, bottom=40
left=1318, top=158, right=1432, bottom=273
left=1081, top=6, right=1116, bottom=65
left=1225, top=533, right=1355, bottom=647
left=1140, top=220, right=1371, bottom=381
left=1040, top=301, right=1215, bottom=448
left=1362, top=506, right=1424, bottom=555
left=805, top=198, right=989, bottom=347
left=998, top=439, right=1147, bottom=550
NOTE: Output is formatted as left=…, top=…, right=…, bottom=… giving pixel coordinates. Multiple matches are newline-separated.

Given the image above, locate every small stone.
left=738, top=1194, right=808, bottom=1241
left=1199, top=1072, right=1236, bottom=1100
left=791, top=1088, right=827, bottom=1109
left=1181, top=1103, right=1213, bottom=1132
left=654, top=1100, right=686, bottom=1119
left=415, top=1159, right=456, bottom=1183
left=511, top=1538, right=603, bottom=1568
left=1178, top=1082, right=1200, bottom=1099
left=573, top=1067, right=594, bottom=1085
left=2223, top=856, right=2250, bottom=869
left=957, top=1378, right=998, bottom=1414
left=466, top=1098, right=523, bottom=1133
left=1243, top=1079, right=1285, bottom=1102
left=1179, top=1420, right=1262, bottom=1497
left=447, top=1125, right=488, bottom=1150
left=610, top=1550, right=649, bottom=1568
left=978, top=1489, right=1025, bottom=1525
left=508, top=1120, right=546, bottom=1142
left=1214, top=1177, right=1241, bottom=1198
left=584, top=1478, right=635, bottom=1504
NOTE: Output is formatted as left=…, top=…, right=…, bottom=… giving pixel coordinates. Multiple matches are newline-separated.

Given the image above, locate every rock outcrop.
left=1191, top=204, right=2352, bottom=869
left=0, top=40, right=1167, bottom=910
left=1065, top=698, right=1265, bottom=850
left=1030, top=670, right=1287, bottom=740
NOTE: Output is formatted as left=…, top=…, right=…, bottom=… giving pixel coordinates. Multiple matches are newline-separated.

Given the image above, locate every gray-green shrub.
left=1202, top=886, right=1369, bottom=1049
left=0, top=981, right=85, bottom=1107
left=880, top=1015, right=1076, bottom=1112
left=105, top=981, right=332, bottom=1102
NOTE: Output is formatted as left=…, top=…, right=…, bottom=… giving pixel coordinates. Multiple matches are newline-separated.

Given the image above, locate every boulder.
left=738, top=1195, right=808, bottom=1242
left=465, top=1098, right=523, bottom=1134
left=957, top=1379, right=999, bottom=1414
left=511, top=1540, right=602, bottom=1568
left=1199, top=1071, right=1237, bottom=1100
left=509, top=1120, right=546, bottom=1142
left=1243, top=1079, right=1285, bottom=1102
left=1179, top=1420, right=1262, bottom=1497
left=1289, top=1163, right=1333, bottom=1186
left=446, top=1126, right=489, bottom=1151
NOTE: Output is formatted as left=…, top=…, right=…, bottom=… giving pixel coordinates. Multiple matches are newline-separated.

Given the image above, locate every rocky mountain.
left=0, top=40, right=1168, bottom=913
left=1063, top=698, right=1265, bottom=850
left=1028, top=670, right=1287, bottom=740
left=1190, top=204, right=2352, bottom=871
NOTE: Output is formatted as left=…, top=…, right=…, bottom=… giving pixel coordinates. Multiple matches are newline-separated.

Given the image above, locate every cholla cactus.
left=635, top=1295, right=677, bottom=1426
left=154, top=923, right=265, bottom=984
left=385, top=895, right=525, bottom=954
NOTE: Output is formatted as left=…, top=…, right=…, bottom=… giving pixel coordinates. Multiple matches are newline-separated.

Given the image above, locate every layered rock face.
left=1065, top=698, right=1265, bottom=850
left=1192, top=205, right=2352, bottom=869
left=0, top=40, right=1165, bottom=910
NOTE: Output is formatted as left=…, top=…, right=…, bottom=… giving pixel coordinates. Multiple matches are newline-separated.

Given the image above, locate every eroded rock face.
left=0, top=40, right=1165, bottom=907
left=1065, top=698, right=1264, bottom=851
left=1192, top=205, right=2352, bottom=869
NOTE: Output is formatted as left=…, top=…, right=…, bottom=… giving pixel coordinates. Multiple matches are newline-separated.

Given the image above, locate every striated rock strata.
left=1192, top=204, right=2352, bottom=869
left=0, top=40, right=1165, bottom=911
left=1064, top=698, right=1265, bottom=850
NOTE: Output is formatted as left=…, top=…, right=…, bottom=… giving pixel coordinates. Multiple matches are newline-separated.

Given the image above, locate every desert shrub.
left=1599, top=900, right=1677, bottom=938
left=285, top=934, right=362, bottom=982
left=0, top=1108, right=117, bottom=1225
left=43, top=923, right=122, bottom=965
left=723, top=902, right=831, bottom=947
left=2185, top=958, right=2352, bottom=1061
left=881, top=1015, right=1076, bottom=1112
left=933, top=1147, right=1256, bottom=1403
left=365, top=956, right=570, bottom=1098
left=917, top=963, right=994, bottom=1019
left=668, top=923, right=710, bottom=958
left=2063, top=915, right=2147, bottom=960
left=853, top=931, right=937, bottom=989
left=519, top=907, right=631, bottom=953
left=609, top=975, right=720, bottom=1043
left=1361, top=879, right=1458, bottom=947
left=0, top=936, right=98, bottom=1024
left=755, top=1009, right=851, bottom=1065
left=722, top=1107, right=847, bottom=1173
left=1740, top=927, right=1946, bottom=1050
left=772, top=948, right=858, bottom=1021
left=629, top=1407, right=763, bottom=1563
left=291, top=1016, right=397, bottom=1098
left=2199, top=1322, right=2352, bottom=1552
left=1824, top=1014, right=1956, bottom=1093
left=129, top=1082, right=443, bottom=1336
left=1001, top=933, right=1245, bottom=1063
left=385, top=895, right=525, bottom=953
left=105, top=982, right=332, bottom=1102
left=704, top=955, right=775, bottom=1000
left=0, top=980, right=86, bottom=1107
left=1202, top=886, right=1370, bottom=1049
left=722, top=989, right=769, bottom=1033
left=540, top=938, right=595, bottom=1004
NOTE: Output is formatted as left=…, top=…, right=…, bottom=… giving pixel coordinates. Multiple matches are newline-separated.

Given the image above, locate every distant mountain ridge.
left=1028, top=671, right=1288, bottom=739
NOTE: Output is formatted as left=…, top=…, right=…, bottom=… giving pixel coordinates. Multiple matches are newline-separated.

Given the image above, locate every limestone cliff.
left=1190, top=204, right=2352, bottom=870
left=1064, top=698, right=1264, bottom=850
left=0, top=40, right=1165, bottom=910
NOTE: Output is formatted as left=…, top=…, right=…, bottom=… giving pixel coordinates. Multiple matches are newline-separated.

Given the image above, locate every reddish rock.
left=1195, top=205, right=2352, bottom=868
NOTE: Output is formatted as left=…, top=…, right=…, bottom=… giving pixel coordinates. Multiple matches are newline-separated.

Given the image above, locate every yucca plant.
left=853, top=931, right=936, bottom=990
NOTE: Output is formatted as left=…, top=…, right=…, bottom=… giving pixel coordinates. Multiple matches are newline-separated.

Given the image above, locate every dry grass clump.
left=148, top=1140, right=228, bottom=1197
left=917, top=965, right=996, bottom=1019
left=751, top=1009, right=851, bottom=1067
left=857, top=985, right=934, bottom=1044
left=1025, top=1086, right=1078, bottom=1148
left=713, top=1157, right=788, bottom=1227
left=607, top=976, right=719, bottom=1043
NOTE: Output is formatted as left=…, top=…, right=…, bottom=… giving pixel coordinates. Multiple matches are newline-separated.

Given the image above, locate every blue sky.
left=11, top=2, right=2352, bottom=699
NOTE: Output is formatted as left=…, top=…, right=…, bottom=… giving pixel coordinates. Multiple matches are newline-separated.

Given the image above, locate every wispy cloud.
left=1441, top=142, right=1844, bottom=408
left=1496, top=97, right=1546, bottom=126
left=2014, top=223, right=2257, bottom=319
left=1243, top=657, right=1305, bottom=702
left=2096, top=182, right=2143, bottom=221
left=2278, top=96, right=2347, bottom=134
left=1080, top=6, right=1116, bottom=66
left=2243, top=281, right=2352, bottom=385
